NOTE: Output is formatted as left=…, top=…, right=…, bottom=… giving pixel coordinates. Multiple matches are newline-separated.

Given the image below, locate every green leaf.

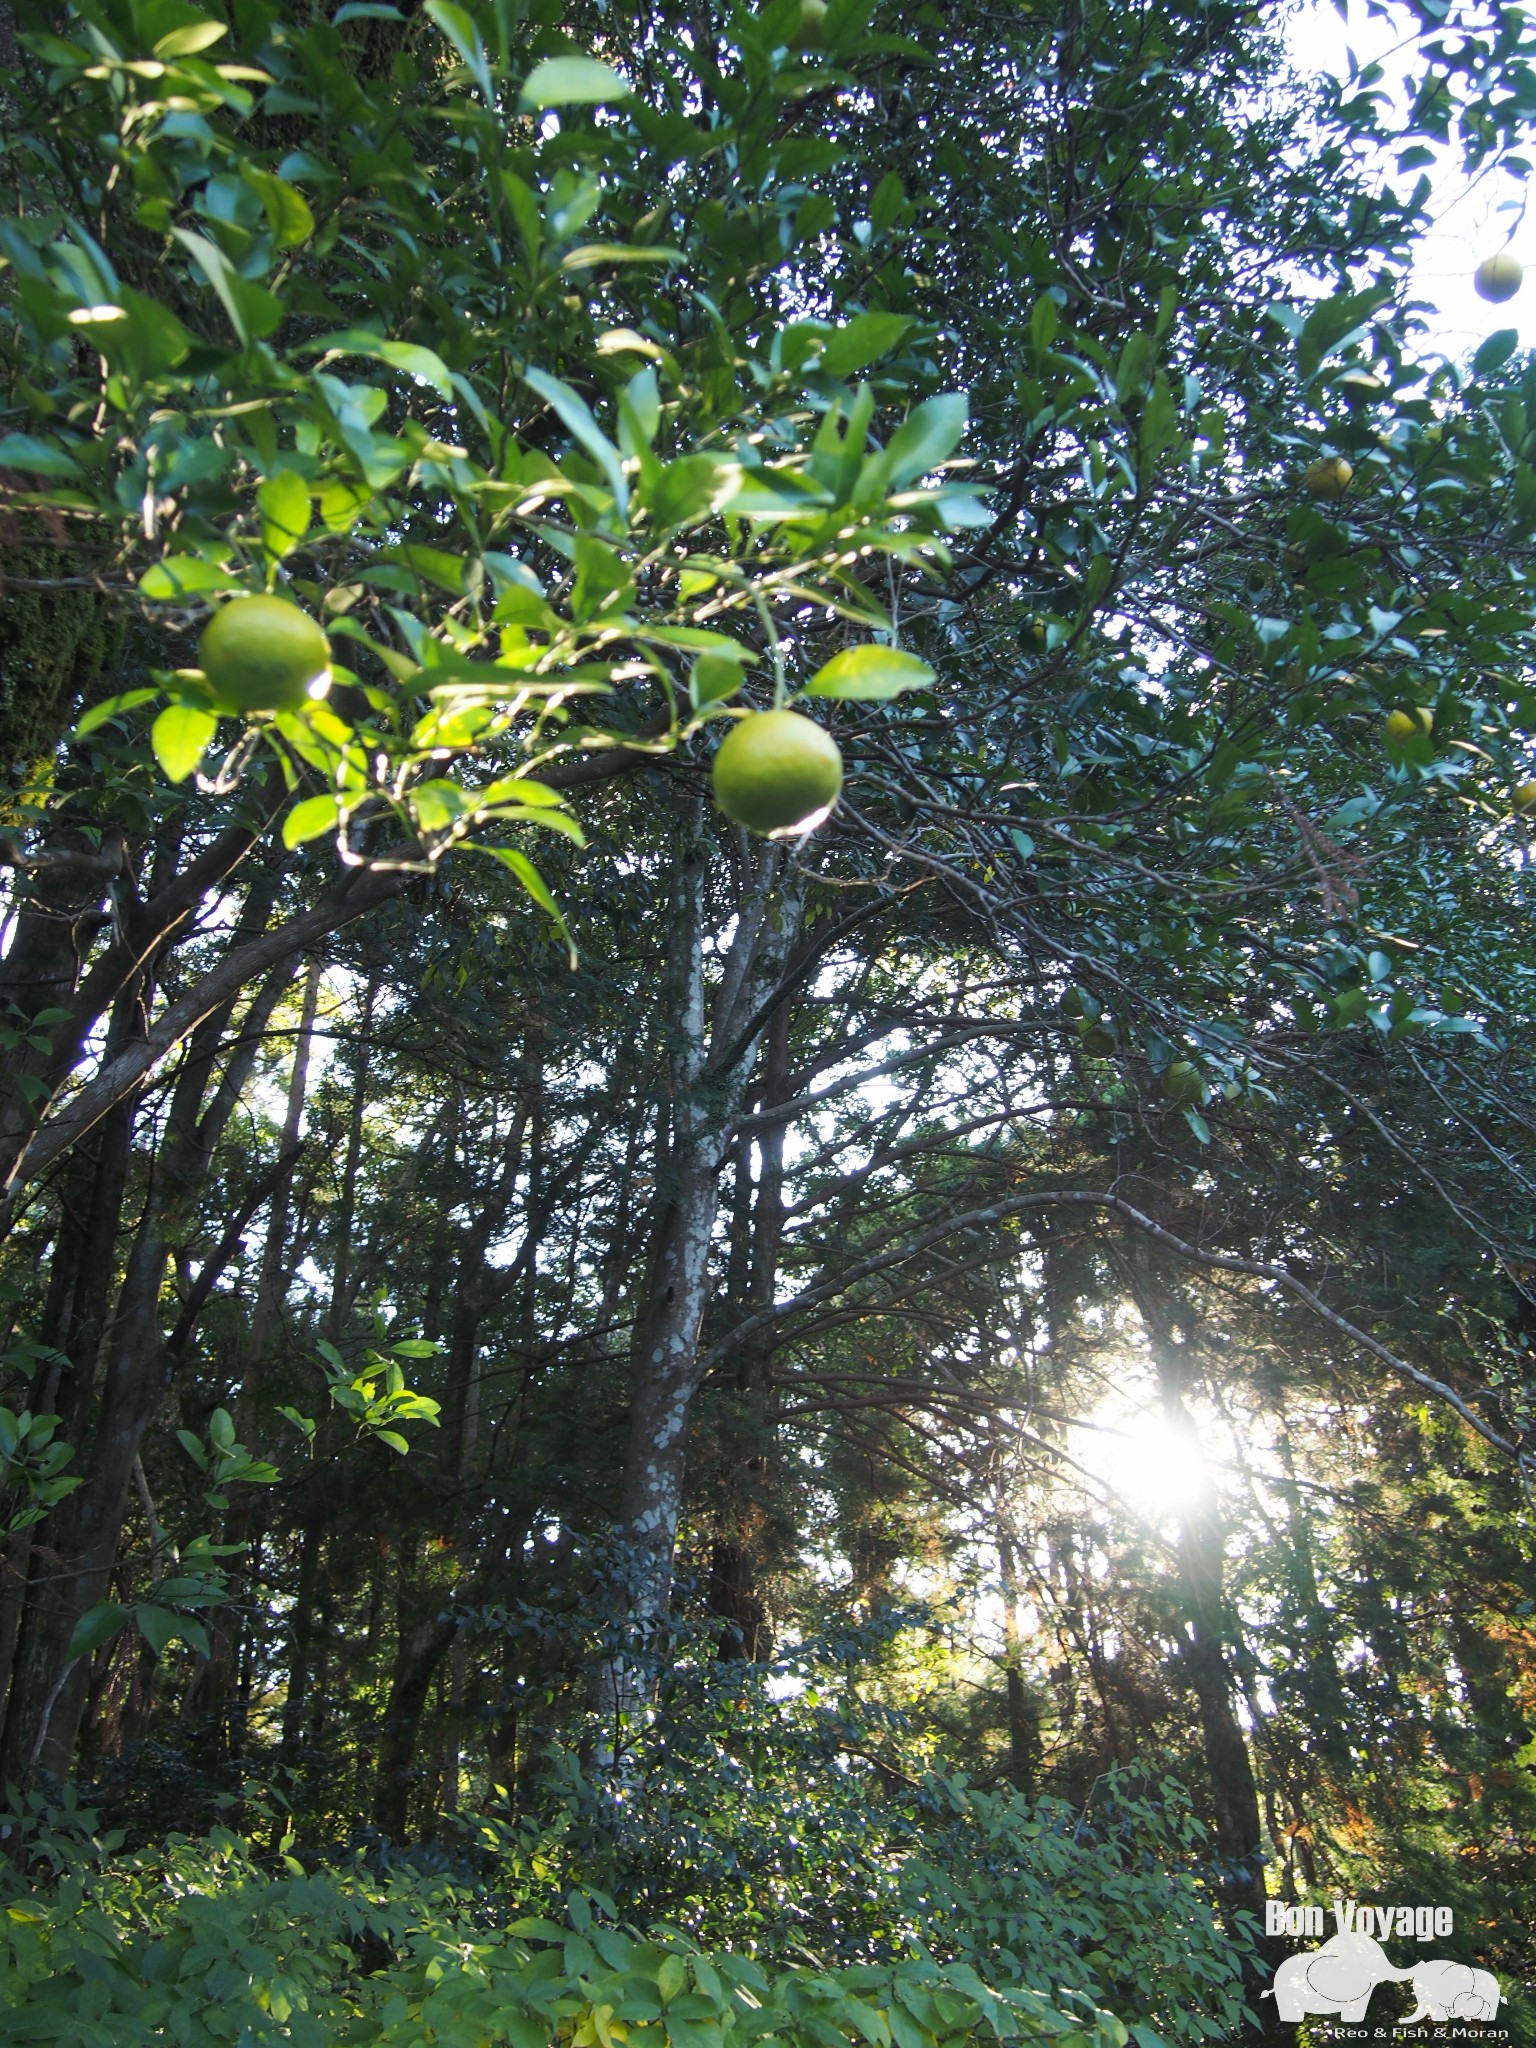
left=240, top=164, right=315, bottom=248
left=522, top=365, right=629, bottom=517
left=1115, top=330, right=1156, bottom=402
left=388, top=544, right=468, bottom=596
left=646, top=454, right=743, bottom=530
left=870, top=171, right=906, bottom=235
left=258, top=470, right=310, bottom=561
left=819, top=313, right=914, bottom=380
left=151, top=705, right=217, bottom=783
left=76, top=688, right=160, bottom=738
left=864, top=393, right=968, bottom=494
left=169, top=229, right=283, bottom=344
left=152, top=17, right=227, bottom=57
left=424, top=0, right=493, bottom=97
left=477, top=846, right=575, bottom=959
left=310, top=328, right=455, bottom=398
left=135, top=1603, right=180, bottom=1659
left=519, top=55, right=631, bottom=108
left=561, top=245, right=685, bottom=272
left=139, top=555, right=246, bottom=599
left=66, top=1601, right=128, bottom=1662
left=178, top=1616, right=212, bottom=1659
left=692, top=653, right=747, bottom=706
left=1296, top=283, right=1392, bottom=383
left=283, top=794, right=343, bottom=848
left=0, top=432, right=81, bottom=476
left=1473, top=327, right=1520, bottom=378
left=115, top=287, right=194, bottom=376
left=805, top=646, right=935, bottom=700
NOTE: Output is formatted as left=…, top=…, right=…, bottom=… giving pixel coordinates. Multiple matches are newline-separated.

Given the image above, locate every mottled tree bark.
left=603, top=822, right=802, bottom=1735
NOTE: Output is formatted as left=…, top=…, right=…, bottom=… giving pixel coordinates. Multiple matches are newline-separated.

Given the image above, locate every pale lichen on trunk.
left=600, top=817, right=804, bottom=1743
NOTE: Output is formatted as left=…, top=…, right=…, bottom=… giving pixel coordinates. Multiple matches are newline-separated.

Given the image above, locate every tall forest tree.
left=3, top=0, right=1536, bottom=2034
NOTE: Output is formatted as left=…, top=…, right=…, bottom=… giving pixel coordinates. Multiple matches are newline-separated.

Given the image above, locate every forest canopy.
left=2, top=0, right=1536, bottom=2040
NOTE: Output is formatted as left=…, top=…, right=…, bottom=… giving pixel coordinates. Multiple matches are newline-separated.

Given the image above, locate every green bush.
left=444, top=1633, right=1255, bottom=2044
left=2, top=1823, right=1146, bottom=2048
left=1, top=1623, right=1253, bottom=2045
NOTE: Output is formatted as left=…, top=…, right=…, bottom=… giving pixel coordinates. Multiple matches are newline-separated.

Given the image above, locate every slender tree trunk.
left=997, top=1521, right=1041, bottom=1794
left=708, top=994, right=793, bottom=1663
left=180, top=956, right=321, bottom=1762
left=0, top=922, right=292, bottom=1782
left=607, top=823, right=801, bottom=1731
left=244, top=955, right=321, bottom=1378
left=1131, top=1258, right=1266, bottom=1923
left=372, top=1562, right=458, bottom=1839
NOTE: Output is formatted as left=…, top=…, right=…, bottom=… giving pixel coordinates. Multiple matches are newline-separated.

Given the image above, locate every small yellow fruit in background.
left=1384, top=708, right=1430, bottom=744
left=1475, top=252, right=1524, bottom=304
left=1303, top=456, right=1353, bottom=500
left=788, top=0, right=827, bottom=48
left=1514, top=780, right=1536, bottom=813
left=1164, top=1060, right=1204, bottom=1104
left=198, top=595, right=331, bottom=716
left=712, top=708, right=843, bottom=836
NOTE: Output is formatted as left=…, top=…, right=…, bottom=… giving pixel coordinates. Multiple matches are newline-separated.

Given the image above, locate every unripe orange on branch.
left=788, top=0, right=827, bottom=48
left=1303, top=456, right=1353, bottom=501
left=1475, top=252, right=1523, bottom=303
left=198, top=595, right=331, bottom=716
left=711, top=708, right=843, bottom=837
left=1385, top=707, right=1432, bottom=744
left=1514, top=780, right=1536, bottom=814
left=1164, top=1060, right=1204, bottom=1104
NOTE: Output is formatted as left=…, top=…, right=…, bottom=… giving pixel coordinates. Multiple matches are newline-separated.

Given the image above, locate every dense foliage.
left=5, top=0, right=1536, bottom=2038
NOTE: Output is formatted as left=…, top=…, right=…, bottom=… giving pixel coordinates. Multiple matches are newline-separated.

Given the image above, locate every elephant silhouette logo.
left=1264, top=1929, right=1502, bottom=2026
left=1264, top=1930, right=1412, bottom=2023
left=1399, top=1959, right=1502, bottom=2024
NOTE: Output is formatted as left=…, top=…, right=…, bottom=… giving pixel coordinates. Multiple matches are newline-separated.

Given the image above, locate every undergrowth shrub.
left=2, top=1822, right=1181, bottom=2048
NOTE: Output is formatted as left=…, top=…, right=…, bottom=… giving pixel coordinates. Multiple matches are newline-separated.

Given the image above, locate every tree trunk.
left=997, top=1521, right=1041, bottom=1794
left=606, top=822, right=801, bottom=1733
left=372, top=1563, right=458, bottom=1840
left=281, top=1514, right=325, bottom=1759
left=1132, top=1259, right=1266, bottom=1923
left=0, top=921, right=293, bottom=1783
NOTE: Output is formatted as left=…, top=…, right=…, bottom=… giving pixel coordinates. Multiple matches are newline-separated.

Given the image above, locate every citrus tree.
left=4, top=10, right=1536, bottom=2012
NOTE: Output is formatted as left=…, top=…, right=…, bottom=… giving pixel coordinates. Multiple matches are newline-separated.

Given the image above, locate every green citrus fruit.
left=1514, top=780, right=1536, bottom=814
left=1475, top=252, right=1523, bottom=303
left=1164, top=1060, right=1204, bottom=1104
left=1060, top=986, right=1093, bottom=1019
left=1079, top=1024, right=1116, bottom=1057
left=1303, top=456, right=1353, bottom=501
left=198, top=595, right=331, bottom=716
left=711, top=708, right=843, bottom=836
left=1392, top=704, right=1433, bottom=745
left=788, top=0, right=827, bottom=48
